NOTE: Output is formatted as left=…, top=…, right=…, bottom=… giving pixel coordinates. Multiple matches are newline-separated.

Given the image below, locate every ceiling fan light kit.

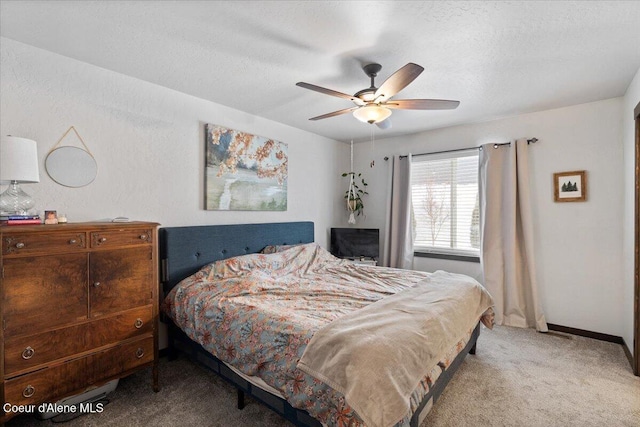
left=353, top=104, right=392, bottom=124
left=296, top=62, right=459, bottom=129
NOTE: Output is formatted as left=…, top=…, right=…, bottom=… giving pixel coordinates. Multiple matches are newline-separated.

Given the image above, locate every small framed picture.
left=554, top=171, right=586, bottom=202
left=44, top=210, right=58, bottom=224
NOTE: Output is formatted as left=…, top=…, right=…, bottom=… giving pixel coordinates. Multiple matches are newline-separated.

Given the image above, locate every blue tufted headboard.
left=159, top=221, right=314, bottom=294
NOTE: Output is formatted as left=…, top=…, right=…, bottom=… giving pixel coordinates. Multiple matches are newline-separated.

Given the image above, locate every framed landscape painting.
left=553, top=170, right=586, bottom=202
left=205, top=123, right=288, bottom=211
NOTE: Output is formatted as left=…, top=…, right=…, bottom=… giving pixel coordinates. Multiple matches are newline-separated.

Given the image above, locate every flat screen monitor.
left=330, top=228, right=379, bottom=260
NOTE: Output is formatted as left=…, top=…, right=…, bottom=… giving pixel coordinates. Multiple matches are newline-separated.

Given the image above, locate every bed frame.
left=160, top=221, right=480, bottom=427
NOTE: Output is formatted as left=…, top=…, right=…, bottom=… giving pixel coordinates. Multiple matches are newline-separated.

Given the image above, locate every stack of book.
left=0, top=214, right=42, bottom=225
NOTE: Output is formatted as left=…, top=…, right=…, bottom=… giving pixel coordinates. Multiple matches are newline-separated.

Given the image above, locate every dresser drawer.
left=2, top=231, right=86, bottom=256
left=90, top=228, right=153, bottom=248
left=4, top=336, right=154, bottom=407
left=4, top=306, right=154, bottom=376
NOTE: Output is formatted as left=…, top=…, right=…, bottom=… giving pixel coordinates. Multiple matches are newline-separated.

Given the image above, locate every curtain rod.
left=386, top=138, right=538, bottom=161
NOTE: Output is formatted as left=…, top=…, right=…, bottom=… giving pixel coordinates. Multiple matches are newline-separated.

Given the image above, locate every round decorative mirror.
left=46, top=146, right=97, bottom=187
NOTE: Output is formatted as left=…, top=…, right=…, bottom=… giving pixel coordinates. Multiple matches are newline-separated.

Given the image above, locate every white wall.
left=0, top=38, right=348, bottom=247
left=351, top=98, right=625, bottom=336
left=622, top=67, right=640, bottom=355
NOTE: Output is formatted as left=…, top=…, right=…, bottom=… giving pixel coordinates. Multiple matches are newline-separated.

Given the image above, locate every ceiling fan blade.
left=374, top=63, right=424, bottom=101
left=309, top=107, right=358, bottom=121
left=376, top=118, right=392, bottom=130
left=296, top=82, right=363, bottom=105
left=385, top=99, right=460, bottom=110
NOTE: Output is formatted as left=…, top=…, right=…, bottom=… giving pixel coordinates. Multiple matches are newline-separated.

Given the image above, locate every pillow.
left=261, top=244, right=302, bottom=254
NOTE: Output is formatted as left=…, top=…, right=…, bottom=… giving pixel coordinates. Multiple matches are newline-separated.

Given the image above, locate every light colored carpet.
left=7, top=326, right=639, bottom=427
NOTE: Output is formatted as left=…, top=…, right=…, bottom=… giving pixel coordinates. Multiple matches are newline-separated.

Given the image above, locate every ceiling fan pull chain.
left=370, top=127, right=375, bottom=168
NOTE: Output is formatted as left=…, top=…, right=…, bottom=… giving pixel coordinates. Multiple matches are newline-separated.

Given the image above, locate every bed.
left=160, top=221, right=493, bottom=427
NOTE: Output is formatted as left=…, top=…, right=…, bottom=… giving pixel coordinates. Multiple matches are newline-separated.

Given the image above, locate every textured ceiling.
left=1, top=1, right=639, bottom=143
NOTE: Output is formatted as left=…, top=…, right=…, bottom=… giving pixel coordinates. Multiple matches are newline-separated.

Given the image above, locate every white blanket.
left=297, top=271, right=494, bottom=427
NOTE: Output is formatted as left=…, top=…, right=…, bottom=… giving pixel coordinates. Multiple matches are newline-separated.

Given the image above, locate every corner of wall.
left=621, top=65, right=640, bottom=359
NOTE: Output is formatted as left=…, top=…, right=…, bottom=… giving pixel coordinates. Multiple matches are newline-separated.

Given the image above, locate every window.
left=411, top=149, right=480, bottom=259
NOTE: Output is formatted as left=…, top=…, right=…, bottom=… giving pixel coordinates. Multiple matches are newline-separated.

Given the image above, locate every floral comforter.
left=163, top=243, right=492, bottom=426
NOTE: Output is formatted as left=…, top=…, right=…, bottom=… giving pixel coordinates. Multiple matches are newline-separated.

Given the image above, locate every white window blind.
left=411, top=149, right=480, bottom=257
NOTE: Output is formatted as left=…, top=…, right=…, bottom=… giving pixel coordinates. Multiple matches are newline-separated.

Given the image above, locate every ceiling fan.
left=296, top=63, right=460, bottom=130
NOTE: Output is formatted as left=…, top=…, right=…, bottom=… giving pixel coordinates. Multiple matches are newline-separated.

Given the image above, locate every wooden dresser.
left=0, top=221, right=159, bottom=423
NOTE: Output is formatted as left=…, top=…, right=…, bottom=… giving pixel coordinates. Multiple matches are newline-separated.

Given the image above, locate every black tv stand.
left=343, top=257, right=377, bottom=266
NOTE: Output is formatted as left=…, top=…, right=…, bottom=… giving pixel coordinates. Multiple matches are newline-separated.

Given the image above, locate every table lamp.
left=0, top=135, right=40, bottom=216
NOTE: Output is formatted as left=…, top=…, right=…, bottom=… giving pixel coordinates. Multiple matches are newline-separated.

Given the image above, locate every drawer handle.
left=69, top=239, right=77, bottom=244
left=134, top=318, right=144, bottom=329
left=22, top=385, right=35, bottom=398
left=99, top=237, right=107, bottom=243
left=22, top=346, right=35, bottom=360
left=93, top=282, right=101, bottom=288
left=15, top=242, right=25, bottom=249
left=139, top=234, right=148, bottom=240
left=135, top=348, right=145, bottom=359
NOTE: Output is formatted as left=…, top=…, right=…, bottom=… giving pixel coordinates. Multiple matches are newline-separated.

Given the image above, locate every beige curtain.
left=479, top=139, right=547, bottom=331
left=383, top=155, right=414, bottom=269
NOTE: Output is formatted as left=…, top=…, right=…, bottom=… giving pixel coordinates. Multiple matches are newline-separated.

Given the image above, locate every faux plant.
left=342, top=172, right=368, bottom=222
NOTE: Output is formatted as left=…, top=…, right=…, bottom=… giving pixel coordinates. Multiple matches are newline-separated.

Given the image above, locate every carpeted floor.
left=6, top=326, right=640, bottom=427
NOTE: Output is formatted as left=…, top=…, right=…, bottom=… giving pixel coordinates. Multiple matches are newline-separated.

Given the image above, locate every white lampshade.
left=0, top=136, right=40, bottom=184
left=352, top=105, right=392, bottom=124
